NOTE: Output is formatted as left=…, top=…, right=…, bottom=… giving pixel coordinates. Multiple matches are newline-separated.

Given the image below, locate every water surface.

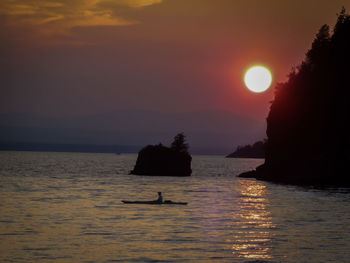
left=0, top=151, right=349, bottom=262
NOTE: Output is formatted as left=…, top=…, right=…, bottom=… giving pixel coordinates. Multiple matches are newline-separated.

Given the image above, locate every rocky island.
left=130, top=133, right=192, bottom=177
left=239, top=9, right=350, bottom=186
left=226, top=140, right=266, bottom=159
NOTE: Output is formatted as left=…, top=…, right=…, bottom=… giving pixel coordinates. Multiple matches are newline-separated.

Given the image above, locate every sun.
left=244, top=66, right=272, bottom=93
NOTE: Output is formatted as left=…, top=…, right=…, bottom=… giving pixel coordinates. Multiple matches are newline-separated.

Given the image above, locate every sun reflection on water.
left=231, top=180, right=275, bottom=259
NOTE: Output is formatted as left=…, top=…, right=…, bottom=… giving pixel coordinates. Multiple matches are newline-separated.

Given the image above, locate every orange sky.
left=1, top=0, right=349, bottom=120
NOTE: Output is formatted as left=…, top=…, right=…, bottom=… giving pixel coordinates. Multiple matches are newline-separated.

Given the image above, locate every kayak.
left=122, top=200, right=187, bottom=205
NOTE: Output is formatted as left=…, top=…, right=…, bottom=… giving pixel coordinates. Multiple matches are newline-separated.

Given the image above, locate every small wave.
left=83, top=232, right=113, bottom=236
left=94, top=205, right=110, bottom=209
left=23, top=247, right=51, bottom=251
left=0, top=232, right=23, bottom=236
left=0, top=220, right=14, bottom=223
left=185, top=190, right=224, bottom=193
left=99, top=217, right=122, bottom=221
left=125, top=257, right=165, bottom=262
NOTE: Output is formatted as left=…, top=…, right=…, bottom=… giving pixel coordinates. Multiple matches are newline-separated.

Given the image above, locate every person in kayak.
left=156, top=192, right=163, bottom=203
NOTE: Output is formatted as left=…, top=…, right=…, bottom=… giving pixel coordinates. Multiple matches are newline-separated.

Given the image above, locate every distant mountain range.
left=0, top=142, right=140, bottom=154
left=0, top=110, right=265, bottom=155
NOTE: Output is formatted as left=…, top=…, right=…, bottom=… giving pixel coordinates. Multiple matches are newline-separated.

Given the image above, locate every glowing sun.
left=244, top=66, right=272, bottom=93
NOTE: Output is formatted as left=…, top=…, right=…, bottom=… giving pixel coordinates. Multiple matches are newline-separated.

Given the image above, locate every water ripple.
left=0, top=152, right=349, bottom=262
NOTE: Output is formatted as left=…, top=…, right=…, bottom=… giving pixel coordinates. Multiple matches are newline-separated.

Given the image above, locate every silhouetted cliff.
left=226, top=140, right=266, bottom=158
left=239, top=9, right=350, bottom=186
left=130, top=133, right=192, bottom=176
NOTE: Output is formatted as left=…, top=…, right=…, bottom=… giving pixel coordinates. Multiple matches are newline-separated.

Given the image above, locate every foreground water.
left=0, top=152, right=350, bottom=262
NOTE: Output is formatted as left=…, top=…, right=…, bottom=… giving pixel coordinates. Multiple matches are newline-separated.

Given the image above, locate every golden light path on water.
left=231, top=180, right=275, bottom=259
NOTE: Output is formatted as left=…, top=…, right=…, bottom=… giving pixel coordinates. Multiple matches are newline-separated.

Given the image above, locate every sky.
left=1, top=0, right=349, bottom=152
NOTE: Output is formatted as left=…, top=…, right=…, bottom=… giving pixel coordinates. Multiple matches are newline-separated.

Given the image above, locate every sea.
left=0, top=151, right=350, bottom=263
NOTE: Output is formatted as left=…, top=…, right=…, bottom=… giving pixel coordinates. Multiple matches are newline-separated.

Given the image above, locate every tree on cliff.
left=244, top=8, right=350, bottom=185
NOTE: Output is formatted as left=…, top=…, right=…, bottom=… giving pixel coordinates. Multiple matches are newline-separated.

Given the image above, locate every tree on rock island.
left=171, top=133, right=189, bottom=153
left=130, top=133, right=192, bottom=177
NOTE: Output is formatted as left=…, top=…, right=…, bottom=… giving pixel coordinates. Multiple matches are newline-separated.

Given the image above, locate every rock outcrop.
left=130, top=133, right=192, bottom=177
left=226, top=140, right=266, bottom=159
left=239, top=9, right=350, bottom=187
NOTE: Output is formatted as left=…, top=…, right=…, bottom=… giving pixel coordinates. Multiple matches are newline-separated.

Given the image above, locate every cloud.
left=0, top=0, right=162, bottom=44
left=117, top=0, right=163, bottom=8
